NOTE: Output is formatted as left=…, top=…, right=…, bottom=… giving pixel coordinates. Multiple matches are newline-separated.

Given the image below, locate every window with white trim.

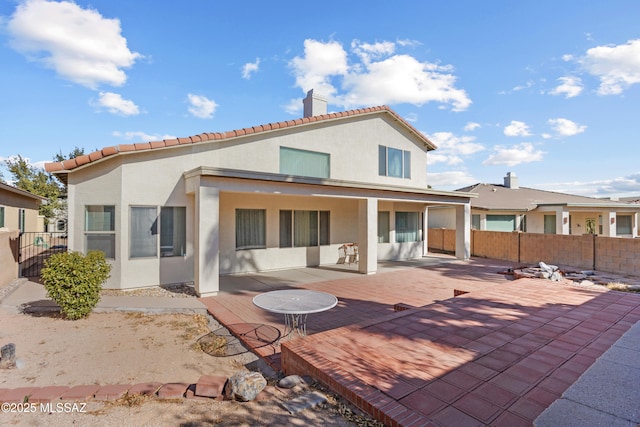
left=379, top=145, right=411, bottom=179
left=280, top=210, right=330, bottom=247
left=85, top=205, right=116, bottom=258
left=130, top=206, right=158, bottom=258
left=236, top=209, right=266, bottom=250
left=280, top=147, right=330, bottom=178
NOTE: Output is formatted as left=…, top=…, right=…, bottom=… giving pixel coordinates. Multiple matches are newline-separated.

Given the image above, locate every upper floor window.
left=379, top=145, right=410, bottom=179
left=85, top=205, right=116, bottom=258
left=280, top=147, right=330, bottom=179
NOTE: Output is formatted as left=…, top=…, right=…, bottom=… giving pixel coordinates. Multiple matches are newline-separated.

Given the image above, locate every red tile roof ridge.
left=44, top=105, right=432, bottom=173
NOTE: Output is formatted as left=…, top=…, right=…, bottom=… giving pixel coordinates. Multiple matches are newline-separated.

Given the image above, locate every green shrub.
left=41, top=251, right=111, bottom=320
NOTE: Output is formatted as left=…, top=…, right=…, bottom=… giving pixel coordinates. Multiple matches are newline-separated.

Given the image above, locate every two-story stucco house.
left=45, top=91, right=474, bottom=296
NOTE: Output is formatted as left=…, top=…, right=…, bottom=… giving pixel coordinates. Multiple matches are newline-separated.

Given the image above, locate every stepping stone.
left=60, top=385, right=101, bottom=401
left=195, top=375, right=227, bottom=399
left=28, top=386, right=70, bottom=403
left=94, top=384, right=131, bottom=401
left=0, top=387, right=36, bottom=403
left=157, top=383, right=190, bottom=399
left=128, top=382, right=162, bottom=396
left=281, top=391, right=328, bottom=414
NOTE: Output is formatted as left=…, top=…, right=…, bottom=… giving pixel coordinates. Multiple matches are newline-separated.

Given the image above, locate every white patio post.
left=422, top=205, right=429, bottom=256
left=455, top=203, right=471, bottom=260
left=194, top=184, right=220, bottom=297
left=358, top=198, right=378, bottom=275
left=559, top=211, right=570, bottom=235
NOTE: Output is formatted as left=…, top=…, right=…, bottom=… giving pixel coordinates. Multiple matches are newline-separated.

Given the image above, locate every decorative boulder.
left=278, top=374, right=305, bottom=389
left=0, top=343, right=16, bottom=369
left=224, top=372, right=267, bottom=402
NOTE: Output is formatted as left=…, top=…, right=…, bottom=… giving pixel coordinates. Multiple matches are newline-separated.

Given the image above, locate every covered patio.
left=199, top=256, right=640, bottom=426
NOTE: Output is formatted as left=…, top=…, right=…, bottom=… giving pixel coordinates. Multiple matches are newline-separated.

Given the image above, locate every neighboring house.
left=429, top=172, right=640, bottom=237
left=0, top=181, right=45, bottom=232
left=45, top=91, right=475, bottom=296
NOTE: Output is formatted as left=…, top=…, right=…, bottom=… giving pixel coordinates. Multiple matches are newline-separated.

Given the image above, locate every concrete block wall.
left=428, top=228, right=640, bottom=277
left=470, top=230, right=520, bottom=262
left=596, top=236, right=640, bottom=276
left=519, top=233, right=594, bottom=270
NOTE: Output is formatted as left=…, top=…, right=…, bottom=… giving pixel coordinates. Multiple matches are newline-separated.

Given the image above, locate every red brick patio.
left=199, top=258, right=640, bottom=426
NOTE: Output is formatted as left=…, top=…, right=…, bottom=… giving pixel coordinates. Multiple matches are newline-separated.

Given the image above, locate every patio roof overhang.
left=184, top=166, right=476, bottom=206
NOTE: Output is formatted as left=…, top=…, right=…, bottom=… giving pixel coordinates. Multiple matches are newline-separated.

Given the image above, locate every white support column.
left=455, top=203, right=471, bottom=260
left=601, top=211, right=616, bottom=237
left=633, top=212, right=638, bottom=238
left=559, top=210, right=570, bottom=235
left=194, top=184, right=220, bottom=297
left=358, top=198, right=378, bottom=275
left=422, top=206, right=429, bottom=256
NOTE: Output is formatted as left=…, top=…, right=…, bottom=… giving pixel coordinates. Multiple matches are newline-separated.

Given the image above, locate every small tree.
left=41, top=251, right=111, bottom=320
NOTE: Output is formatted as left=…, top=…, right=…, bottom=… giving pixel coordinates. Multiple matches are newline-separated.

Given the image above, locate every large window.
left=236, top=209, right=266, bottom=250
left=280, top=147, right=330, bottom=179
left=617, top=215, right=632, bottom=235
left=85, top=205, right=116, bottom=258
left=395, top=212, right=419, bottom=243
left=379, top=145, right=411, bottom=179
left=486, top=215, right=516, bottom=232
left=378, top=211, right=390, bottom=243
left=280, top=210, right=330, bottom=247
left=544, top=215, right=556, bottom=234
left=130, top=207, right=158, bottom=258
left=160, top=207, right=186, bottom=257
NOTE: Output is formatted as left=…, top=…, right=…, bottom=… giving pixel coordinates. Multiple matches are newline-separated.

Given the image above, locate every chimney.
left=504, top=172, right=519, bottom=189
left=302, top=89, right=327, bottom=118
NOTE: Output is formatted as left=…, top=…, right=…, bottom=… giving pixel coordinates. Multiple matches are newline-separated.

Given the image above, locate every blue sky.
left=1, top=0, right=640, bottom=197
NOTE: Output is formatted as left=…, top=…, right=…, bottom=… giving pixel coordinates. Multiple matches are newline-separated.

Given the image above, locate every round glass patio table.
left=252, top=289, right=338, bottom=340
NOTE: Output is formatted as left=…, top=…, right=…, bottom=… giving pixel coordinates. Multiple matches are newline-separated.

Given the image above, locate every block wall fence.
left=428, top=228, right=640, bottom=277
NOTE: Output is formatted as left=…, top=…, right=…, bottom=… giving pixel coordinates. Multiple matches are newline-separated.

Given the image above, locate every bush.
left=41, top=251, right=111, bottom=320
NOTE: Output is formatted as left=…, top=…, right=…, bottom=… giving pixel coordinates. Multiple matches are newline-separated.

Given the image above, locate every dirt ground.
left=0, top=307, right=372, bottom=426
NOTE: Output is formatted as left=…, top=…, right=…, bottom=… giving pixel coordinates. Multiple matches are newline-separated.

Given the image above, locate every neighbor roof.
left=0, top=181, right=46, bottom=202
left=45, top=106, right=435, bottom=180
left=458, top=183, right=636, bottom=211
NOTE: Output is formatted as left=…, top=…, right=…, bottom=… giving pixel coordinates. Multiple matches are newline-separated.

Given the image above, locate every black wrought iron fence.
left=19, top=232, right=68, bottom=278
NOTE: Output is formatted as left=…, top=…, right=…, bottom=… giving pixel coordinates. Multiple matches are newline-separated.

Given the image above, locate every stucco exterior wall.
left=0, top=188, right=41, bottom=232
left=0, top=230, right=19, bottom=286
left=64, top=113, right=438, bottom=289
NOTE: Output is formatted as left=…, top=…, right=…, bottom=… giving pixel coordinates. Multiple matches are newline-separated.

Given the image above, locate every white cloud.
left=426, top=132, right=484, bottom=166
left=464, top=122, right=481, bottom=132
left=503, top=120, right=532, bottom=137
left=578, top=39, right=640, bottom=95
left=242, top=58, right=260, bottom=79
left=549, top=76, right=583, bottom=98
left=427, top=171, right=478, bottom=189
left=288, top=38, right=471, bottom=112
left=187, top=93, right=218, bottom=119
left=548, top=118, right=586, bottom=136
left=112, top=131, right=176, bottom=142
left=483, top=143, right=544, bottom=166
left=289, top=39, right=349, bottom=98
left=7, top=0, right=141, bottom=89
left=93, top=92, right=139, bottom=116
left=539, top=173, right=640, bottom=198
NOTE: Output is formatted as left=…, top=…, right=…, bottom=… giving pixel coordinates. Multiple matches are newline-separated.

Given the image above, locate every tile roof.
left=45, top=105, right=434, bottom=174
left=458, top=183, right=637, bottom=210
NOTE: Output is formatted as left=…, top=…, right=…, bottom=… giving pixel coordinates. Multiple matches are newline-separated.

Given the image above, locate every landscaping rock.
left=277, top=374, right=306, bottom=389
left=224, top=372, right=267, bottom=402
left=0, top=343, right=16, bottom=369
left=281, top=391, right=328, bottom=414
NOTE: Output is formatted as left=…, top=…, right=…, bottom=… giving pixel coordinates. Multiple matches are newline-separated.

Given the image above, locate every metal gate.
left=18, top=232, right=68, bottom=277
